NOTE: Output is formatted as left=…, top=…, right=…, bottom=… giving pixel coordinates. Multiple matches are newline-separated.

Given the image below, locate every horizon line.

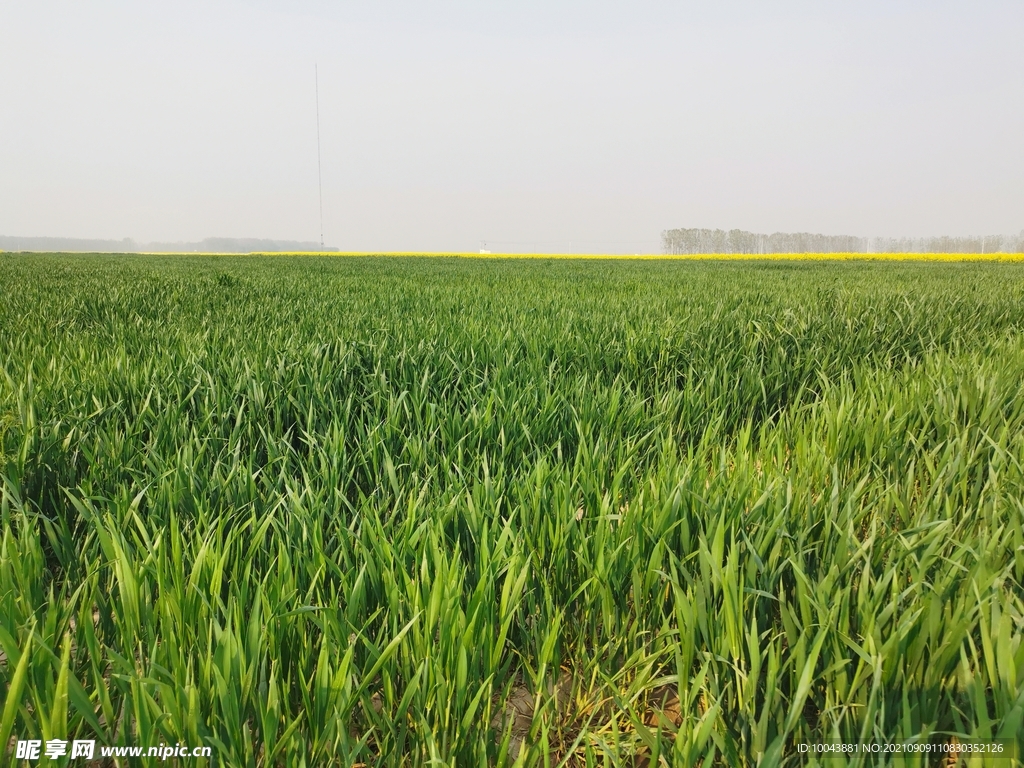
left=3, top=251, right=1024, bottom=261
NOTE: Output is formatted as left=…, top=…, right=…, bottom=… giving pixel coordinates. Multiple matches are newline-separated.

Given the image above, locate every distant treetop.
left=662, top=228, right=1024, bottom=255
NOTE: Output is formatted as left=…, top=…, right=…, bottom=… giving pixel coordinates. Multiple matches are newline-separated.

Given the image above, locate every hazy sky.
left=2, top=1, right=1022, bottom=252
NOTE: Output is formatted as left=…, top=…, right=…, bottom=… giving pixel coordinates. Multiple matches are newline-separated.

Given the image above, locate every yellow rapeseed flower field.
left=152, top=251, right=1024, bottom=261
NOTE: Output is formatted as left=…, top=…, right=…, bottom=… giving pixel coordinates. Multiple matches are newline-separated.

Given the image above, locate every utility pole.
left=315, top=63, right=324, bottom=252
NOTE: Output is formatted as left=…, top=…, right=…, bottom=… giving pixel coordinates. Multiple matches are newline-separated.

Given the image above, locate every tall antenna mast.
left=315, top=62, right=324, bottom=252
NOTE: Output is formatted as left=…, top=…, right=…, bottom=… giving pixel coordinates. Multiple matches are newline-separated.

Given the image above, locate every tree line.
left=0, top=236, right=336, bottom=253
left=662, top=228, right=1024, bottom=255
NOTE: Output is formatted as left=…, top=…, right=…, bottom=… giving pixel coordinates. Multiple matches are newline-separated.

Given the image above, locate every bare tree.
left=663, top=228, right=1024, bottom=255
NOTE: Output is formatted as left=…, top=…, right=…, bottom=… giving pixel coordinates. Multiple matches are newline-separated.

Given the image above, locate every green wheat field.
left=2, top=254, right=1024, bottom=766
